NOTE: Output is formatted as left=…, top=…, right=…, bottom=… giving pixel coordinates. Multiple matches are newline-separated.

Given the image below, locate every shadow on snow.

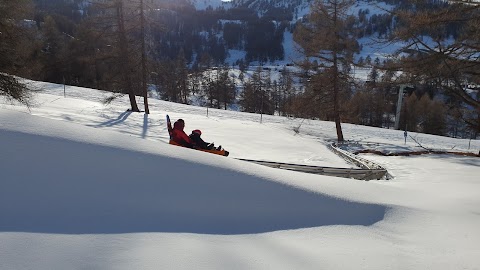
left=0, top=130, right=386, bottom=235
left=96, top=110, right=132, bottom=127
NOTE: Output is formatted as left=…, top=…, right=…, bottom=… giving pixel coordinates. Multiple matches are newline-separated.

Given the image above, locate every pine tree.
left=239, top=80, right=258, bottom=113
left=40, top=15, right=68, bottom=83
left=239, top=66, right=274, bottom=117
left=218, top=66, right=236, bottom=110
left=115, top=0, right=140, bottom=112
left=391, top=0, right=480, bottom=133
left=176, top=50, right=189, bottom=104
left=294, top=0, right=359, bottom=142
left=85, top=0, right=158, bottom=112
left=0, top=0, right=34, bottom=106
left=277, top=66, right=296, bottom=116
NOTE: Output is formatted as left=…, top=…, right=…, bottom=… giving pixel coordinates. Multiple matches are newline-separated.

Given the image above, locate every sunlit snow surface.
left=1, top=81, right=479, bottom=269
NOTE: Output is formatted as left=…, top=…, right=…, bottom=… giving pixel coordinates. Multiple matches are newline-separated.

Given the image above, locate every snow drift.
left=0, top=110, right=385, bottom=235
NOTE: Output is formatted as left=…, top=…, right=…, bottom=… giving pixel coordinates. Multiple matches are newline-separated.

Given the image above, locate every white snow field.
left=1, top=81, right=480, bottom=270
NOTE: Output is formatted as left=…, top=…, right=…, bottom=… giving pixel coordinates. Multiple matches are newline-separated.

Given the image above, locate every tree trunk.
left=140, top=0, right=149, bottom=114
left=333, top=59, right=344, bottom=142
left=116, top=0, right=139, bottom=112
left=332, top=4, right=344, bottom=142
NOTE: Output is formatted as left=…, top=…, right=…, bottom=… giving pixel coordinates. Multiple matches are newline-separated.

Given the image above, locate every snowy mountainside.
left=188, top=0, right=397, bottom=65
left=188, top=0, right=234, bottom=10
left=188, top=0, right=393, bottom=21
left=44, top=0, right=398, bottom=65
left=189, top=0, right=312, bottom=18
left=233, top=0, right=311, bottom=17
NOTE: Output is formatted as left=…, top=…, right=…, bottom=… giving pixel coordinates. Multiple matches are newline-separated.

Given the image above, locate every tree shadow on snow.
left=0, top=130, right=387, bottom=235
left=95, top=110, right=132, bottom=127
left=141, top=113, right=148, bottom=138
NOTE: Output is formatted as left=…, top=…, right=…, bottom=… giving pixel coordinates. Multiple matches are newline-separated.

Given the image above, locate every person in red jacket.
left=171, top=119, right=194, bottom=148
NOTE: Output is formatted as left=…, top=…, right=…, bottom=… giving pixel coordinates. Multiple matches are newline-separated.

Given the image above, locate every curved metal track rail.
left=329, top=143, right=393, bottom=180
left=236, top=158, right=388, bottom=181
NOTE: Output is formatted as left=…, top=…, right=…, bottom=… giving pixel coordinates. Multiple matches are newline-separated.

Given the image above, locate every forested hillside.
left=1, top=0, right=479, bottom=139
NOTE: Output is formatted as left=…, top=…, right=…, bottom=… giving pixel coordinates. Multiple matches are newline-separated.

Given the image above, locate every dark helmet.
left=192, top=129, right=202, bottom=135
left=173, top=119, right=185, bottom=130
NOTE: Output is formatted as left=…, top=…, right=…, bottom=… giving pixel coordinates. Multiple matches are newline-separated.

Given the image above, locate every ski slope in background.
left=1, top=81, right=479, bottom=270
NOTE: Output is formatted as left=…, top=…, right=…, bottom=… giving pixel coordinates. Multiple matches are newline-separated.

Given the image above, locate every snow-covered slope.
left=0, top=109, right=387, bottom=234
left=1, top=81, right=480, bottom=269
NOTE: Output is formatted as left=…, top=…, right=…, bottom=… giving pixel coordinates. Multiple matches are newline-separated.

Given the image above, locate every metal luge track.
left=329, top=143, right=393, bottom=180
left=236, top=158, right=388, bottom=181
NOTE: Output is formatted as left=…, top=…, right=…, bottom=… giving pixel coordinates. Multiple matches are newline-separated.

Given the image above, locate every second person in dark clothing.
left=189, top=129, right=216, bottom=150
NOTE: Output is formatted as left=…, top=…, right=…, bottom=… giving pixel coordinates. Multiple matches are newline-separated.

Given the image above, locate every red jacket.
left=172, top=121, right=194, bottom=148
